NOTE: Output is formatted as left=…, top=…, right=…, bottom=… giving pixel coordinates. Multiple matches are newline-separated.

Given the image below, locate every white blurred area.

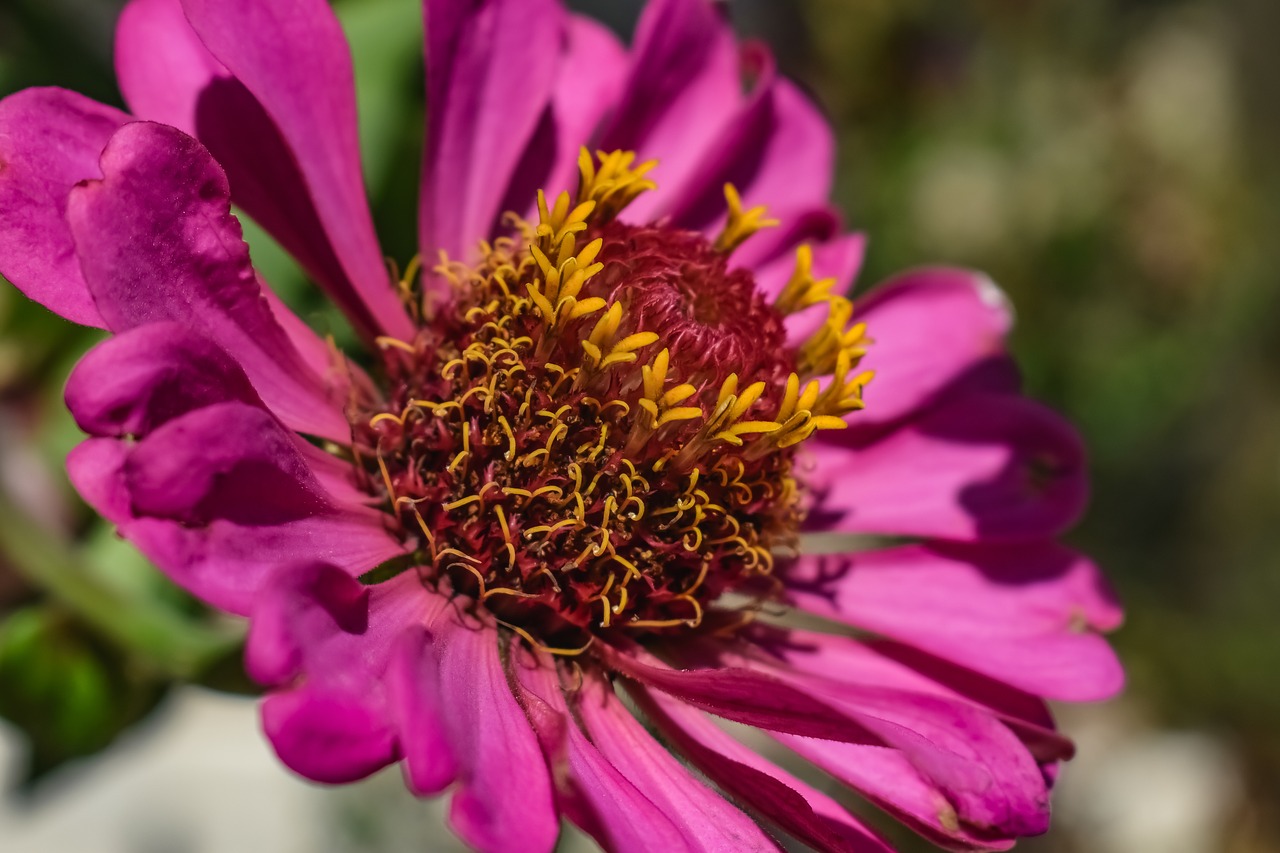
left=1051, top=703, right=1249, bottom=853
left=0, top=688, right=474, bottom=853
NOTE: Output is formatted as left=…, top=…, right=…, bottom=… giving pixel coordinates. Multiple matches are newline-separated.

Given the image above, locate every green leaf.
left=0, top=606, right=168, bottom=786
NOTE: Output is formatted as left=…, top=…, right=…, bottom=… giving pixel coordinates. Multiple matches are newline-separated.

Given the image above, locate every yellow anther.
left=611, top=554, right=643, bottom=582
left=375, top=336, right=416, bottom=354
left=797, top=296, right=872, bottom=378
left=443, top=494, right=483, bottom=512
left=657, top=406, right=704, bottom=428
left=775, top=244, right=840, bottom=315
left=369, top=412, right=404, bottom=429
left=494, top=504, right=513, bottom=542
left=715, top=184, right=779, bottom=253
left=577, top=148, right=658, bottom=222
left=535, top=190, right=596, bottom=256
left=498, top=416, right=518, bottom=461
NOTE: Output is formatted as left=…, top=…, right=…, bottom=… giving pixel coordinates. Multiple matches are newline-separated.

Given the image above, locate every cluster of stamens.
left=351, top=150, right=873, bottom=654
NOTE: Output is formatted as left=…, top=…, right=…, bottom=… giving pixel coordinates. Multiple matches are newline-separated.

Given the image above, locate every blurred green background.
left=1, top=0, right=1277, bottom=850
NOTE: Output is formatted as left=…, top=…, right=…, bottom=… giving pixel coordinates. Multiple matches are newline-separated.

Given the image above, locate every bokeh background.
left=1, top=0, right=1277, bottom=850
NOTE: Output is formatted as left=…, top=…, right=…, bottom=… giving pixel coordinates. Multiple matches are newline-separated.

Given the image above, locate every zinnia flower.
left=0, top=0, right=1123, bottom=850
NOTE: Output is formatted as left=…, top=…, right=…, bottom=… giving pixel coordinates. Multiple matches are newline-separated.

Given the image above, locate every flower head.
left=0, top=0, right=1123, bottom=851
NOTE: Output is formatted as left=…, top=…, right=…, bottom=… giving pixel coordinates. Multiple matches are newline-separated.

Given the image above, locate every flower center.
left=351, top=152, right=873, bottom=654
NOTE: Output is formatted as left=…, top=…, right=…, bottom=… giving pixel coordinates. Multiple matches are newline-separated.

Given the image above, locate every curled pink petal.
left=66, top=323, right=261, bottom=439
left=249, top=565, right=446, bottom=784
left=0, top=88, right=127, bottom=327
left=65, top=121, right=352, bottom=442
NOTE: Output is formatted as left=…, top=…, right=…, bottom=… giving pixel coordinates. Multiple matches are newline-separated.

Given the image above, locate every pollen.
left=351, top=150, right=872, bottom=653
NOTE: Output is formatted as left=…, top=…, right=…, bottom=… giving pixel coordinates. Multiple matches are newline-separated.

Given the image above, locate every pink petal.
left=65, top=121, right=351, bottom=442
left=65, top=323, right=261, bottom=439
left=776, top=736, right=1015, bottom=852
left=249, top=566, right=444, bottom=784
left=432, top=616, right=559, bottom=853
left=753, top=629, right=1073, bottom=763
left=667, top=51, right=835, bottom=234
left=120, top=0, right=413, bottom=340
left=262, top=687, right=398, bottom=784
left=633, top=685, right=894, bottom=853
left=117, top=0, right=387, bottom=340
left=384, top=626, right=460, bottom=796
left=574, top=675, right=780, bottom=852
left=532, top=15, right=631, bottom=205
left=420, top=0, right=564, bottom=264
left=813, top=393, right=1088, bottom=542
left=745, top=654, right=1051, bottom=839
left=784, top=542, right=1125, bottom=701
left=114, top=0, right=224, bottom=131
left=66, top=438, right=131, bottom=525
left=599, top=642, right=879, bottom=744
left=851, top=267, right=1017, bottom=428
left=0, top=87, right=127, bottom=327
left=602, top=0, right=743, bottom=221
left=512, top=656, right=692, bottom=852
left=114, top=402, right=403, bottom=614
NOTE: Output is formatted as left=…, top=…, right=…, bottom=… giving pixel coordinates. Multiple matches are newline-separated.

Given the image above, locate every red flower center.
left=350, top=151, right=872, bottom=654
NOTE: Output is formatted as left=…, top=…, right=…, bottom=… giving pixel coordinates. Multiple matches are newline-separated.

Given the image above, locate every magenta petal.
left=0, top=88, right=128, bottom=327
left=853, top=267, right=1016, bottom=427
left=600, top=643, right=878, bottom=744
left=767, top=668, right=1050, bottom=838
left=246, top=561, right=372, bottom=686
left=65, top=323, right=260, bottom=439
left=117, top=0, right=403, bottom=340
left=784, top=542, right=1125, bottom=701
left=384, top=627, right=460, bottom=796
left=513, top=658, right=692, bottom=852
left=777, top=735, right=1015, bottom=852
left=248, top=565, right=453, bottom=785
left=668, top=55, right=835, bottom=233
left=420, top=0, right=565, bottom=263
left=574, top=675, right=780, bottom=852
left=756, top=629, right=1074, bottom=763
left=602, top=0, right=742, bottom=221
left=535, top=15, right=630, bottom=204
left=633, top=685, right=894, bottom=853
left=814, top=393, right=1088, bottom=541
left=115, top=0, right=225, bottom=131
left=433, top=616, right=558, bottom=853
left=262, top=687, right=397, bottom=785
left=65, top=121, right=350, bottom=442
left=66, top=439, right=131, bottom=525
left=165, top=0, right=410, bottom=339
left=118, top=402, right=402, bottom=614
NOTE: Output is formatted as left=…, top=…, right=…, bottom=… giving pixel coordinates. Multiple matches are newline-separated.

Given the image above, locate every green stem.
left=0, top=492, right=242, bottom=679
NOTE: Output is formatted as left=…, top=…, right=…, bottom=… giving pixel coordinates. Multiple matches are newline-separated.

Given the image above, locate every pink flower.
left=0, top=0, right=1122, bottom=850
